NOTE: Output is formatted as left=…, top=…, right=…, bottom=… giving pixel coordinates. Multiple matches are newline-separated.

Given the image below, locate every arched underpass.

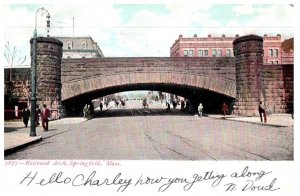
left=63, top=83, right=235, bottom=117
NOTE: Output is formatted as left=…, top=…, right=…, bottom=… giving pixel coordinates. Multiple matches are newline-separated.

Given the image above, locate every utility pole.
left=73, top=16, right=74, bottom=37
left=30, top=7, right=50, bottom=137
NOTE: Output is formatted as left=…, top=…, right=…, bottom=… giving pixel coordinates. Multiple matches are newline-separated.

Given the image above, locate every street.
left=5, top=100, right=293, bottom=160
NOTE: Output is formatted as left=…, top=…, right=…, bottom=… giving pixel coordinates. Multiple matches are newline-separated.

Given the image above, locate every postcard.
left=1, top=0, right=298, bottom=195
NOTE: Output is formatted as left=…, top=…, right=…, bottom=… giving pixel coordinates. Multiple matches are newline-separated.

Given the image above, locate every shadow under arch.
left=62, top=80, right=236, bottom=117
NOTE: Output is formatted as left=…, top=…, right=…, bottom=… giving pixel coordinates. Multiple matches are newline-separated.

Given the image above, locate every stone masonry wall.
left=4, top=68, right=31, bottom=102
left=263, top=64, right=293, bottom=114
left=5, top=54, right=293, bottom=116
left=30, top=37, right=63, bottom=119
left=61, top=57, right=236, bottom=100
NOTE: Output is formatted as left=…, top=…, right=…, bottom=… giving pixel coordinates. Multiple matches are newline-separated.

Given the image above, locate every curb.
left=223, top=117, right=288, bottom=127
left=4, top=136, right=43, bottom=156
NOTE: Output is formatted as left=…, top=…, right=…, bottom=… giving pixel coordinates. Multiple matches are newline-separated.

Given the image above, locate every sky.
left=1, top=2, right=295, bottom=66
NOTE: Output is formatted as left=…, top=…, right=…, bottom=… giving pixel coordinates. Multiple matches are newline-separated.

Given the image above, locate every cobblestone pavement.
left=4, top=101, right=293, bottom=160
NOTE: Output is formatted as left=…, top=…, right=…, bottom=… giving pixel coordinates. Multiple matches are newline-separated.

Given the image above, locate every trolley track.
left=131, top=107, right=218, bottom=160
left=109, top=104, right=273, bottom=161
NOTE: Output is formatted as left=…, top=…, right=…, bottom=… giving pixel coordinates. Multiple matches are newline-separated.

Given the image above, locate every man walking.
left=198, top=103, right=203, bottom=117
left=166, top=100, right=171, bottom=112
left=36, top=106, right=41, bottom=126
left=180, top=100, right=185, bottom=111
left=222, top=102, right=228, bottom=116
left=258, top=101, right=267, bottom=123
left=22, top=105, right=30, bottom=127
left=41, top=104, right=50, bottom=131
left=83, top=104, right=88, bottom=118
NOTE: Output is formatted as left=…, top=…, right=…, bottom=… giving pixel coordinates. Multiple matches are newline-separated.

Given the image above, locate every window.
left=203, top=50, right=208, bottom=57
left=226, top=49, right=231, bottom=57
left=184, top=50, right=188, bottom=57
left=217, top=49, right=222, bottom=57
left=274, top=61, right=278, bottom=65
left=67, top=42, right=72, bottom=50
left=199, top=50, right=203, bottom=57
left=212, top=49, right=217, bottom=57
left=82, top=42, right=87, bottom=50
left=269, top=49, right=273, bottom=57
left=274, top=49, right=278, bottom=57
left=188, top=49, right=194, bottom=57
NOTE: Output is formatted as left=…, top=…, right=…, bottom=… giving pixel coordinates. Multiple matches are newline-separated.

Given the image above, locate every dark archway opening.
left=62, top=83, right=235, bottom=117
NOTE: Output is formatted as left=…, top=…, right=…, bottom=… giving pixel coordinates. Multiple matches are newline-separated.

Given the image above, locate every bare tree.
left=4, top=41, right=27, bottom=67
left=4, top=41, right=27, bottom=103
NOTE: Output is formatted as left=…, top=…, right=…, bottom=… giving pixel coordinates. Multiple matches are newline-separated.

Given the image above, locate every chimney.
left=277, top=34, right=281, bottom=40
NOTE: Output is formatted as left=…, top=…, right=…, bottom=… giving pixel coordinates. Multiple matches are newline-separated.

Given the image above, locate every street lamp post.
left=30, top=7, right=50, bottom=137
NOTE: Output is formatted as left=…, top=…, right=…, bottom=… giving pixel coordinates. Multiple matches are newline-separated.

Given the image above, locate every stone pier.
left=30, top=37, right=64, bottom=119
left=233, top=35, right=264, bottom=116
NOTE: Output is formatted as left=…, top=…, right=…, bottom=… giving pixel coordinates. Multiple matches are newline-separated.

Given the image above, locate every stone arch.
left=62, top=72, right=236, bottom=101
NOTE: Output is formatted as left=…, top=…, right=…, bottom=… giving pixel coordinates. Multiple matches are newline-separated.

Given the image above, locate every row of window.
left=268, top=48, right=279, bottom=57
left=183, top=49, right=232, bottom=57
left=268, top=60, right=279, bottom=65
left=67, top=42, right=87, bottom=50
left=67, top=56, right=86, bottom=59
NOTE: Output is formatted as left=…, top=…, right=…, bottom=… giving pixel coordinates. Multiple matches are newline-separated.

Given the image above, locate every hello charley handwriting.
left=19, top=166, right=279, bottom=192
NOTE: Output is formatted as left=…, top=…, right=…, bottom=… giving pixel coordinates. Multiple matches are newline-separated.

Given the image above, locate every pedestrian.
left=232, top=103, right=237, bottom=115
left=100, top=101, right=103, bottom=112
left=166, top=100, right=171, bottom=112
left=222, top=102, right=228, bottom=116
left=22, top=105, right=30, bottom=127
left=258, top=101, right=267, bottom=123
left=198, top=103, right=203, bottom=117
left=36, top=106, right=41, bottom=126
left=90, top=103, right=94, bottom=115
left=172, top=100, right=177, bottom=109
left=86, top=105, right=91, bottom=119
left=121, top=99, right=125, bottom=107
left=41, top=104, right=50, bottom=131
left=115, top=100, right=119, bottom=108
left=142, top=98, right=148, bottom=108
left=83, top=104, right=88, bottom=118
left=185, top=100, right=190, bottom=112
left=180, top=100, right=185, bottom=111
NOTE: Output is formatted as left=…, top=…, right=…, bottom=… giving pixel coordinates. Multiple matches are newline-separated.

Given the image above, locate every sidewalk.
left=207, top=113, right=293, bottom=127
left=4, top=117, right=87, bottom=155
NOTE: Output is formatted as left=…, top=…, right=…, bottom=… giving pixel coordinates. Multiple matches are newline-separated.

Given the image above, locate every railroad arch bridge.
left=27, top=35, right=293, bottom=118
left=61, top=57, right=236, bottom=114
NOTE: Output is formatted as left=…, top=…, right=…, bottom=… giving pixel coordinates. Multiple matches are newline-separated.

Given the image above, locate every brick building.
left=55, top=36, right=104, bottom=58
left=170, top=34, right=294, bottom=65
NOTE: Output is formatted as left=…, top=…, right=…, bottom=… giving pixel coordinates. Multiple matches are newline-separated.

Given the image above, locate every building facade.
left=55, top=36, right=104, bottom=58
left=170, top=34, right=294, bottom=65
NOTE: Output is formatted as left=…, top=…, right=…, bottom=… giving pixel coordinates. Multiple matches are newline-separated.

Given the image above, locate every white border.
left=1, top=0, right=298, bottom=195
